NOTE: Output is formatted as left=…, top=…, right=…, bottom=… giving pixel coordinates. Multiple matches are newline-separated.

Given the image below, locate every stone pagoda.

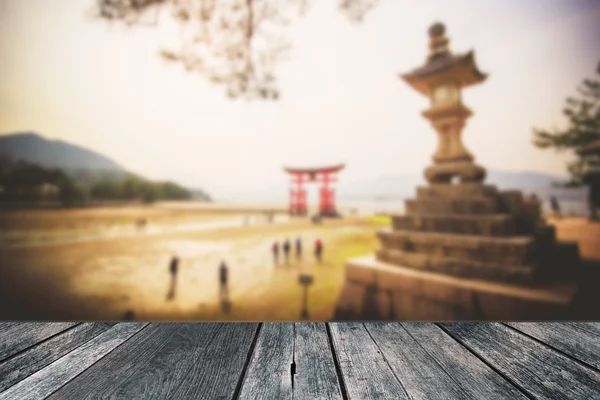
left=334, top=23, right=582, bottom=320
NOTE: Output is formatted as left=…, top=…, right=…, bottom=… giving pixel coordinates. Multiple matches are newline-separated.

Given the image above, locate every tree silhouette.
left=91, top=0, right=380, bottom=100
left=532, top=63, right=600, bottom=219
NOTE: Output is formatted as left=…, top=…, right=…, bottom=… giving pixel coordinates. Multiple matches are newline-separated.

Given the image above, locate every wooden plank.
left=294, top=323, right=343, bottom=399
left=0, top=322, right=115, bottom=392
left=441, top=323, right=600, bottom=400
left=108, top=323, right=225, bottom=399
left=364, top=322, right=468, bottom=399
left=169, top=323, right=259, bottom=400
left=0, top=322, right=78, bottom=362
left=568, top=322, right=600, bottom=337
left=177, top=323, right=258, bottom=399
left=328, top=322, right=410, bottom=399
left=238, top=323, right=294, bottom=400
left=0, top=323, right=148, bottom=400
left=401, top=323, right=527, bottom=399
left=68, top=323, right=257, bottom=399
left=506, top=322, right=600, bottom=370
left=47, top=323, right=198, bottom=399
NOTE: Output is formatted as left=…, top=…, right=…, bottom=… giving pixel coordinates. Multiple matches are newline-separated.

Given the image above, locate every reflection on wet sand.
left=220, top=286, right=231, bottom=314
left=0, top=211, right=377, bottom=321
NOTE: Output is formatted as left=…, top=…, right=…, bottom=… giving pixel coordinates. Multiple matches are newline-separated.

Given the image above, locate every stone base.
left=333, top=256, right=580, bottom=321
left=424, top=161, right=486, bottom=184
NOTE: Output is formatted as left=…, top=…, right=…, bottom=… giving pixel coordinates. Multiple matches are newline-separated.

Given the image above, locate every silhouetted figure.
left=550, top=196, right=562, bottom=218
left=314, top=239, right=323, bottom=264
left=282, top=239, right=291, bottom=264
left=124, top=310, right=135, bottom=321
left=219, top=261, right=228, bottom=295
left=167, top=255, right=179, bottom=300
left=272, top=241, right=280, bottom=265
left=295, top=237, right=303, bottom=261
left=136, top=218, right=147, bottom=230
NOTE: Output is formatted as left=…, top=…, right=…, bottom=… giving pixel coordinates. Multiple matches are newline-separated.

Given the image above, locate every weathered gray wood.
left=62, top=323, right=257, bottom=399
left=364, top=322, right=468, bottom=399
left=402, top=323, right=527, bottom=399
left=94, top=323, right=231, bottom=400
left=0, top=323, right=148, bottom=400
left=328, top=322, right=410, bottom=399
left=239, top=323, right=294, bottom=400
left=567, top=322, right=600, bottom=337
left=48, top=323, right=207, bottom=399
left=506, top=322, right=600, bottom=371
left=168, top=323, right=259, bottom=400
left=0, top=322, right=77, bottom=361
left=0, top=322, right=115, bottom=392
left=441, top=323, right=600, bottom=400
left=294, top=323, right=343, bottom=399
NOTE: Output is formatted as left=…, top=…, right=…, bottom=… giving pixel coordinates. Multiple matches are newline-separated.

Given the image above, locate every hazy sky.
left=1, top=0, right=599, bottom=198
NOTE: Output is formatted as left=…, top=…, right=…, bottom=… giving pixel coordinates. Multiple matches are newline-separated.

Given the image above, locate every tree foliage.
left=92, top=0, right=380, bottom=100
left=0, top=157, right=207, bottom=208
left=533, top=66, right=600, bottom=187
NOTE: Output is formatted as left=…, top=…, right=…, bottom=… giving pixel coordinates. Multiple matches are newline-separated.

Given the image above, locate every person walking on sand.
left=295, top=236, right=303, bottom=261
left=167, top=255, right=179, bottom=300
left=550, top=196, right=562, bottom=219
left=282, top=239, right=291, bottom=264
left=314, top=238, right=323, bottom=264
left=272, top=241, right=280, bottom=265
left=219, top=261, right=228, bottom=295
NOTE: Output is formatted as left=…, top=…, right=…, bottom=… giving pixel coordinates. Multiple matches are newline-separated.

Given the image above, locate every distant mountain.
left=0, top=132, right=211, bottom=201
left=0, top=132, right=125, bottom=172
left=337, top=170, right=587, bottom=202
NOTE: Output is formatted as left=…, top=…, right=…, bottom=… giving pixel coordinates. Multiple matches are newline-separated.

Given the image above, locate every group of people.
left=271, top=237, right=323, bottom=265
left=165, top=237, right=325, bottom=301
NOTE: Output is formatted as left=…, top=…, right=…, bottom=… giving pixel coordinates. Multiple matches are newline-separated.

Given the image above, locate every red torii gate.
left=283, top=163, right=345, bottom=217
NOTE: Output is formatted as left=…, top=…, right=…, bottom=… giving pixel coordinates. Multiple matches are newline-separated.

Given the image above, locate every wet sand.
left=0, top=208, right=381, bottom=321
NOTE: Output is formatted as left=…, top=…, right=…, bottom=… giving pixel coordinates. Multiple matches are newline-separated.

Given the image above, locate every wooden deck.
left=0, top=322, right=599, bottom=399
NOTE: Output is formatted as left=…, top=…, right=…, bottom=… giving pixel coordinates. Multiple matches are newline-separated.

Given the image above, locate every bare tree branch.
left=93, top=0, right=380, bottom=100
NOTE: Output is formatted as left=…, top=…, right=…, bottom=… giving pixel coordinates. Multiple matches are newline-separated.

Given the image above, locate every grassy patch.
left=369, top=214, right=392, bottom=226
left=200, top=227, right=380, bottom=321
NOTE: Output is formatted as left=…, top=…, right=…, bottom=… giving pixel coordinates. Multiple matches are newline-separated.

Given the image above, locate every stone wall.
left=334, top=256, right=578, bottom=321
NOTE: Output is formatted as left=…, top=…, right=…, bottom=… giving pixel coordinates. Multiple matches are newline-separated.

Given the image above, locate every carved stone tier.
left=377, top=182, right=577, bottom=285
left=335, top=181, right=582, bottom=320
left=391, top=214, right=517, bottom=236
left=424, top=162, right=486, bottom=184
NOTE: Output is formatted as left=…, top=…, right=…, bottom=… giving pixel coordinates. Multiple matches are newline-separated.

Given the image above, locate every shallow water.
left=0, top=214, right=291, bottom=249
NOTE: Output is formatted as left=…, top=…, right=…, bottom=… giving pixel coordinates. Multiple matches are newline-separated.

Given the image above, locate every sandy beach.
left=0, top=204, right=383, bottom=321
left=1, top=203, right=598, bottom=321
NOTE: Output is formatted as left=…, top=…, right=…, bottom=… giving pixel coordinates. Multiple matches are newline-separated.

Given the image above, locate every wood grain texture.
left=328, top=322, right=410, bottom=400
left=402, top=323, right=527, bottom=399
left=239, top=323, right=294, bottom=400
left=506, top=322, right=600, bottom=371
left=168, top=323, right=259, bottom=400
left=364, top=322, right=469, bottom=400
left=0, top=323, right=148, bottom=400
left=48, top=323, right=192, bottom=399
left=294, top=323, right=343, bottom=399
left=0, top=322, right=77, bottom=362
left=98, top=323, right=231, bottom=400
left=441, top=323, right=600, bottom=400
left=0, top=322, right=115, bottom=392
left=0, top=322, right=599, bottom=399
left=565, top=322, right=600, bottom=337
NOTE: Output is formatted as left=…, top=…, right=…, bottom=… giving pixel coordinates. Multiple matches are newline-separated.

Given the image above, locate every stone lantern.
left=334, top=23, right=584, bottom=321
left=400, top=22, right=487, bottom=185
